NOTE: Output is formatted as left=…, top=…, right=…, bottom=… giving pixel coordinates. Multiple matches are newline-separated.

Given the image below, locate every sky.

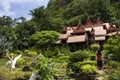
left=0, top=0, right=49, bottom=20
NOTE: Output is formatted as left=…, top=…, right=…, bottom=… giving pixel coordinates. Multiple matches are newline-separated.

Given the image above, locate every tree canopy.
left=29, top=31, right=59, bottom=47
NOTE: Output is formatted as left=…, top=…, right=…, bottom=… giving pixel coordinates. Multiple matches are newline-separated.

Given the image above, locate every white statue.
left=6, top=60, right=11, bottom=67
left=29, top=72, right=36, bottom=80
left=6, top=53, right=22, bottom=71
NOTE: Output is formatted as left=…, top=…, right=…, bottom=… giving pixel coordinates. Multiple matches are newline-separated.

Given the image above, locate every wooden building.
left=56, top=17, right=119, bottom=44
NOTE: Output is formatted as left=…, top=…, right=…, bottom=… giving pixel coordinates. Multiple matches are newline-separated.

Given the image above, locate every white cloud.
left=0, top=0, right=49, bottom=18
left=0, top=0, right=15, bottom=16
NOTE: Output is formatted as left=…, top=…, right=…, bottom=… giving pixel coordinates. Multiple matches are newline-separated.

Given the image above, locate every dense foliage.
left=104, top=36, right=120, bottom=61
left=47, top=0, right=120, bottom=26
left=36, top=54, right=54, bottom=80
left=29, top=31, right=59, bottom=47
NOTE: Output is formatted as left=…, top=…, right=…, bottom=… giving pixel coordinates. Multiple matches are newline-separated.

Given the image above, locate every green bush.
left=82, top=60, right=96, bottom=66
left=81, top=64, right=97, bottom=74
left=104, top=70, right=120, bottom=80
left=109, top=61, right=120, bottom=69
left=55, top=56, right=69, bottom=63
left=24, top=49, right=30, bottom=55
left=44, top=47, right=59, bottom=58
left=36, top=54, right=55, bottom=80
left=23, top=72, right=32, bottom=80
left=69, top=50, right=89, bottom=63
left=90, top=43, right=100, bottom=52
left=15, top=50, right=24, bottom=55
left=44, top=48, right=54, bottom=58
left=70, top=60, right=96, bottom=73
left=16, top=56, right=32, bottom=67
left=90, top=54, right=96, bottom=61
left=60, top=47, right=71, bottom=55
left=104, top=36, right=120, bottom=61
left=16, top=58, right=25, bottom=67
left=28, top=51, right=38, bottom=57
left=9, top=70, right=25, bottom=80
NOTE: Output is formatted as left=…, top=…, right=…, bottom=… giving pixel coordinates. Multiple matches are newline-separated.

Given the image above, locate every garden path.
left=95, top=69, right=105, bottom=80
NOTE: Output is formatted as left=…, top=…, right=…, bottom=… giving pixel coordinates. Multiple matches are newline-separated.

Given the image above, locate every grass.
left=0, top=66, right=32, bottom=80
left=0, top=58, right=8, bottom=66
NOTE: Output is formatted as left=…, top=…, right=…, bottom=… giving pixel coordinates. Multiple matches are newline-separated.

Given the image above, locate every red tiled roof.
left=67, top=35, right=86, bottom=43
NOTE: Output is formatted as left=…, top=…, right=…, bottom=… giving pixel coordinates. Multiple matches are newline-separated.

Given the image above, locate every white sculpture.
left=6, top=53, right=22, bottom=71
left=29, top=72, right=36, bottom=80
left=6, top=60, right=11, bottom=67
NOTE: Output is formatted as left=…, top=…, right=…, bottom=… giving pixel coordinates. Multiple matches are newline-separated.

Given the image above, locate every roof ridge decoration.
left=73, top=20, right=85, bottom=33
left=85, top=17, right=94, bottom=27
left=95, top=17, right=103, bottom=25
left=90, top=27, right=95, bottom=35
left=107, top=23, right=116, bottom=31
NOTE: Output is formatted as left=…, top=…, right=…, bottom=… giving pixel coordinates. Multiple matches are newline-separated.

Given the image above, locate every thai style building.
left=56, top=17, right=120, bottom=44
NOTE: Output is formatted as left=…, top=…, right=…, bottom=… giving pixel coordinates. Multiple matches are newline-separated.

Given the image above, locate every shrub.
left=70, top=60, right=96, bottom=73
left=23, top=72, right=32, bottom=79
left=28, top=51, right=38, bottom=57
left=9, top=70, right=25, bottom=80
left=16, top=56, right=31, bottom=67
left=104, top=70, right=120, bottom=80
left=24, top=49, right=30, bottom=55
left=15, top=50, right=23, bottom=55
left=44, top=47, right=59, bottom=58
left=90, top=43, right=100, bottom=52
left=36, top=54, right=55, bottom=80
left=104, top=36, right=120, bottom=61
left=69, top=50, right=89, bottom=63
left=60, top=47, right=71, bottom=55
left=9, top=70, right=31, bottom=80
left=16, top=58, right=25, bottom=67
left=82, top=60, right=96, bottom=66
left=56, top=56, right=69, bottom=63
left=81, top=64, right=97, bottom=74
left=109, top=61, right=120, bottom=69
left=90, top=54, right=96, bottom=61
left=44, top=48, right=54, bottom=58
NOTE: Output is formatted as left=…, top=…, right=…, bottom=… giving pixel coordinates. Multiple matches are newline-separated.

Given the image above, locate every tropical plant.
left=0, top=36, right=12, bottom=57
left=36, top=54, right=55, bottom=80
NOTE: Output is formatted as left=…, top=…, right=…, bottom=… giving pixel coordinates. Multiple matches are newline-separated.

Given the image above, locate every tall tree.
left=30, top=6, right=52, bottom=31
left=29, top=31, right=59, bottom=49
left=15, top=20, right=36, bottom=50
left=0, top=16, right=13, bottom=27
left=30, top=6, right=63, bottom=32
left=88, top=0, right=117, bottom=22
